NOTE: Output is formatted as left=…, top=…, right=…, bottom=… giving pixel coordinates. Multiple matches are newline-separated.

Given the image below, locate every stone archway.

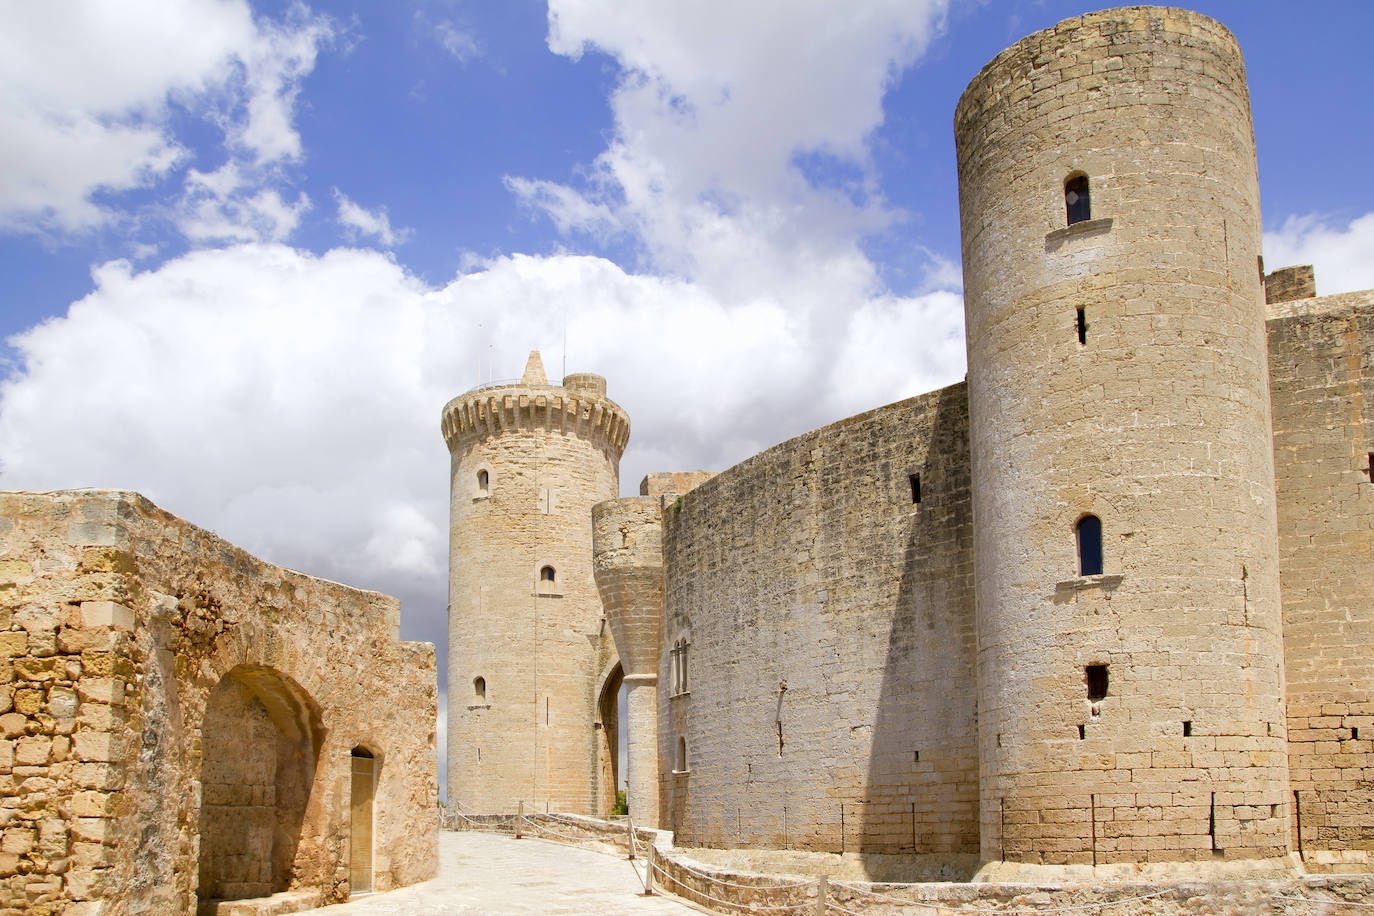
left=197, top=665, right=322, bottom=905
left=595, top=661, right=624, bottom=816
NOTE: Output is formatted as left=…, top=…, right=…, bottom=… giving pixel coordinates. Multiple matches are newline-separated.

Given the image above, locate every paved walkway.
left=303, top=831, right=702, bottom=915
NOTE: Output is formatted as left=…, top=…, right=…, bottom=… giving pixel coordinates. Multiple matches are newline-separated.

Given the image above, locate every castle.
left=444, top=5, right=1374, bottom=873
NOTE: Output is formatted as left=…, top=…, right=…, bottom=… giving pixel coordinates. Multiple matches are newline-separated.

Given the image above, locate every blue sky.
left=2, top=0, right=1371, bottom=790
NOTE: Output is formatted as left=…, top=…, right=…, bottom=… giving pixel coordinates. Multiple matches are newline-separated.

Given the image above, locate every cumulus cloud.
left=525, top=0, right=950, bottom=302
left=0, top=243, right=965, bottom=665
left=180, top=164, right=311, bottom=242
left=1263, top=212, right=1374, bottom=296
left=334, top=190, right=413, bottom=247
left=0, top=0, right=332, bottom=236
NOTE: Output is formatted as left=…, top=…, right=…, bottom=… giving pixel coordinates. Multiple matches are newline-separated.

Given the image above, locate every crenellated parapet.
left=440, top=379, right=630, bottom=460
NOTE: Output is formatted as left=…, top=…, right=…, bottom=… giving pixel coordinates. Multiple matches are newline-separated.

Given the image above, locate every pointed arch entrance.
left=595, top=661, right=624, bottom=816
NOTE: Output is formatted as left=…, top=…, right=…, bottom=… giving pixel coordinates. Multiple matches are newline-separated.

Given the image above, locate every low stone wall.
left=453, top=811, right=1374, bottom=914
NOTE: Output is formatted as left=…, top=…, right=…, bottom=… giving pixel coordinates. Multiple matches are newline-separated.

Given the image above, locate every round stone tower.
left=955, top=8, right=1288, bottom=864
left=591, top=496, right=664, bottom=827
left=441, top=352, right=629, bottom=813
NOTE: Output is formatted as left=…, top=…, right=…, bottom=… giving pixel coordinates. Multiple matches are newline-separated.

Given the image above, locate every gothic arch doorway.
left=596, top=661, right=624, bottom=816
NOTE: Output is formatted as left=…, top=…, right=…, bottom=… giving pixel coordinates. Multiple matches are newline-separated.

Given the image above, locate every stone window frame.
left=672, top=735, right=689, bottom=775
left=1065, top=171, right=1091, bottom=225
left=669, top=635, right=690, bottom=696
left=536, top=564, right=561, bottom=597
left=1075, top=514, right=1104, bottom=577
left=474, top=466, right=492, bottom=501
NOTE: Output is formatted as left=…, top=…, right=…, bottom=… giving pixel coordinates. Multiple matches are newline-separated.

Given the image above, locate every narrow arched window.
left=477, top=469, right=489, bottom=495
left=1065, top=174, right=1091, bottom=225
left=474, top=676, right=486, bottom=702
left=1076, top=515, right=1103, bottom=576
left=677, top=735, right=688, bottom=772
left=537, top=565, right=557, bottom=596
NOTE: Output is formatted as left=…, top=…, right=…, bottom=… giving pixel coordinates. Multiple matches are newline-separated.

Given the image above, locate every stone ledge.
left=196, top=888, right=323, bottom=916
left=1045, top=216, right=1114, bottom=248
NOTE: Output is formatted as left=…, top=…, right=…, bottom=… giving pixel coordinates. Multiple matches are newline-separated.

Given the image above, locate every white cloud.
left=1263, top=212, right=1374, bottom=297
left=522, top=0, right=949, bottom=304
left=0, top=242, right=965, bottom=674
left=0, top=0, right=332, bottom=235
left=334, top=190, right=413, bottom=248
left=181, top=164, right=311, bottom=242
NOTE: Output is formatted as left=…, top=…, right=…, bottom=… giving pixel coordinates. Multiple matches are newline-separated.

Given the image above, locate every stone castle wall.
left=1267, top=289, right=1374, bottom=866
left=659, top=384, right=977, bottom=856
left=955, top=7, right=1287, bottom=864
left=0, top=489, right=436, bottom=915
left=442, top=366, right=628, bottom=816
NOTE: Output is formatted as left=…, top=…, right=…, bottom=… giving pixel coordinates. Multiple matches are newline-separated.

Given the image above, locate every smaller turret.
left=592, top=497, right=665, bottom=826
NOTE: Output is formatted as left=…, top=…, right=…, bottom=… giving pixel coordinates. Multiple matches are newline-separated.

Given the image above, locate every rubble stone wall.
left=0, top=489, right=437, bottom=915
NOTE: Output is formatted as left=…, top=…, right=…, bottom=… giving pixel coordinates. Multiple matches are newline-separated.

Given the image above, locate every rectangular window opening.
left=1085, top=664, right=1108, bottom=701
left=913, top=750, right=920, bottom=763
left=1183, top=720, right=1192, bottom=737
left=1367, top=452, right=1373, bottom=483
left=1076, top=308, right=1087, bottom=345
left=1077, top=724, right=1085, bottom=740
left=909, top=473, right=921, bottom=504
left=1353, top=727, right=1360, bottom=740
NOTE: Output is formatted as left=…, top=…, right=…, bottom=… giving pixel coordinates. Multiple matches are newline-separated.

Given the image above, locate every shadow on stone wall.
left=859, top=382, right=980, bottom=878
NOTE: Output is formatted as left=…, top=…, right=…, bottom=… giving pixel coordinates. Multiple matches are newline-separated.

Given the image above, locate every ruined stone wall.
left=0, top=489, right=437, bottom=915
left=956, top=8, right=1288, bottom=864
left=442, top=367, right=628, bottom=816
left=1268, top=290, right=1374, bottom=867
left=659, top=385, right=976, bottom=855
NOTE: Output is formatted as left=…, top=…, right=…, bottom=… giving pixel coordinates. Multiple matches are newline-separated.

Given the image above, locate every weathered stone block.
left=76, top=603, right=133, bottom=633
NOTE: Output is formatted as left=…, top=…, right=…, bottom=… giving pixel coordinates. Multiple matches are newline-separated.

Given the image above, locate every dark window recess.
left=1077, top=724, right=1086, bottom=740
left=1076, top=515, right=1104, bottom=576
left=1354, top=727, right=1361, bottom=740
left=474, top=676, right=486, bottom=701
left=477, top=469, right=489, bottom=492
left=909, top=473, right=922, bottom=504
left=1065, top=174, right=1091, bottom=224
left=1183, top=720, right=1192, bottom=737
left=540, top=566, right=555, bottom=582
left=1366, top=452, right=1373, bottom=483
left=1076, top=308, right=1087, bottom=345
left=913, top=750, right=920, bottom=763
left=1085, top=664, right=1109, bottom=701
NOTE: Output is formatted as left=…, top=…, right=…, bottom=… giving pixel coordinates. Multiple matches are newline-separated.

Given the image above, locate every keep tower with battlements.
left=441, top=352, right=630, bottom=814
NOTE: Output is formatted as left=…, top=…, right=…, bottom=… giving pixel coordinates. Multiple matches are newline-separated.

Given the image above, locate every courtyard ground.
left=302, top=831, right=702, bottom=915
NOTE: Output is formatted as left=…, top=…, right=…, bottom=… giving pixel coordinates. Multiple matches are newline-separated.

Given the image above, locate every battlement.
left=440, top=380, right=630, bottom=458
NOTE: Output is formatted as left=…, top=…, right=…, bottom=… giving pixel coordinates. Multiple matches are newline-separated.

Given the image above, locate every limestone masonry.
left=0, top=491, right=437, bottom=914
left=445, top=4, right=1374, bottom=879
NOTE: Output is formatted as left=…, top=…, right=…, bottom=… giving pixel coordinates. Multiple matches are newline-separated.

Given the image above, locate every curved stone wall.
left=956, top=7, right=1286, bottom=864
left=659, top=385, right=976, bottom=855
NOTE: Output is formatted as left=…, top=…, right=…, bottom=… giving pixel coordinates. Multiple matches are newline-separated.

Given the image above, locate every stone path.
left=302, top=831, right=703, bottom=915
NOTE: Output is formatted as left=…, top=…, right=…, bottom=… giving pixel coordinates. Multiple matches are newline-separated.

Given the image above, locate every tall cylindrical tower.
left=441, top=352, right=630, bottom=813
left=591, top=496, right=664, bottom=827
left=956, top=8, right=1287, bottom=865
